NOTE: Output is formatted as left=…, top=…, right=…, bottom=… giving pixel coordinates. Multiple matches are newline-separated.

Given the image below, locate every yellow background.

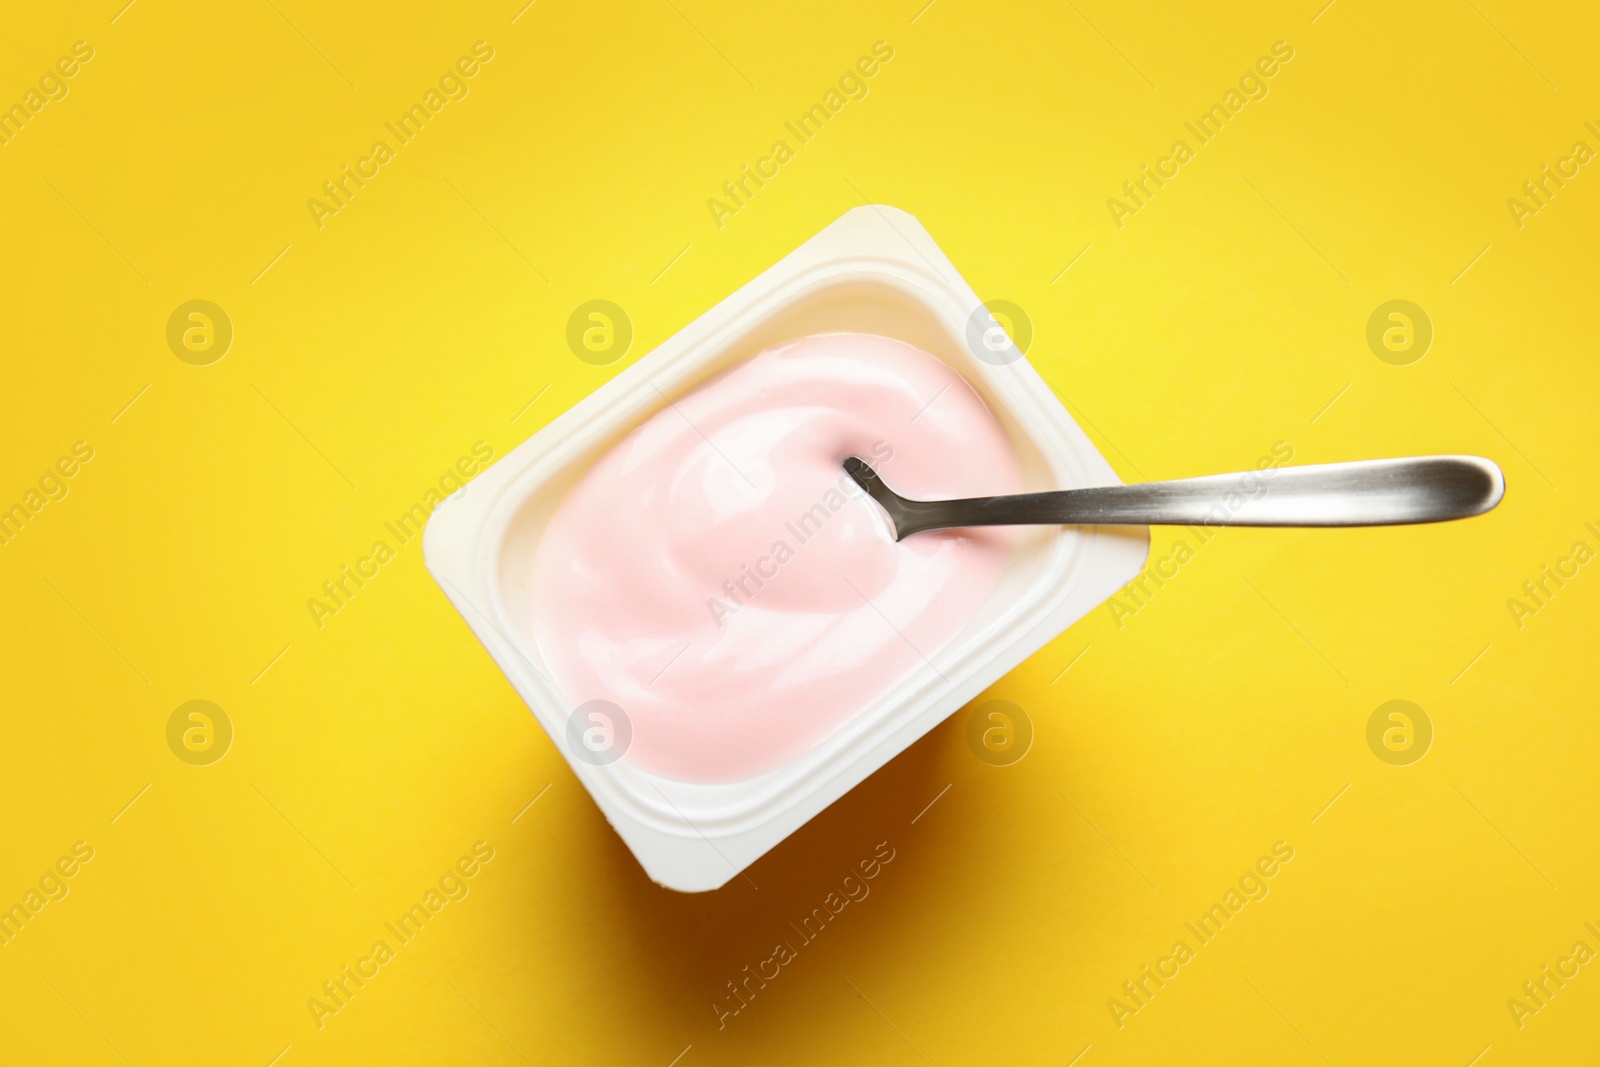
left=2, top=0, right=1596, bottom=1063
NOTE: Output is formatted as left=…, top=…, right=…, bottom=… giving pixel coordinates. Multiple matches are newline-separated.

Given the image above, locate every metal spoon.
left=842, top=455, right=1504, bottom=541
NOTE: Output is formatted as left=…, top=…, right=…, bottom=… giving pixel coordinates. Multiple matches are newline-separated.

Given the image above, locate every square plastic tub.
left=423, top=205, right=1149, bottom=891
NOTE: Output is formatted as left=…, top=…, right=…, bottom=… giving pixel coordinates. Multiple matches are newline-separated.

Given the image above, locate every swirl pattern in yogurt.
left=531, top=332, right=1022, bottom=781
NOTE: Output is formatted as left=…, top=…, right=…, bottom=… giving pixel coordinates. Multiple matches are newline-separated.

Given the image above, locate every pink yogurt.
left=530, top=333, right=1023, bottom=782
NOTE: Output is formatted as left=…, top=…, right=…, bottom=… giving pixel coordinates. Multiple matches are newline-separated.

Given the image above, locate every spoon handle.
left=850, top=457, right=1505, bottom=539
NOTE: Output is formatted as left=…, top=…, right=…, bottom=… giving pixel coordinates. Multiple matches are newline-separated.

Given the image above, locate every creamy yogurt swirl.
left=531, top=333, right=1022, bottom=782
